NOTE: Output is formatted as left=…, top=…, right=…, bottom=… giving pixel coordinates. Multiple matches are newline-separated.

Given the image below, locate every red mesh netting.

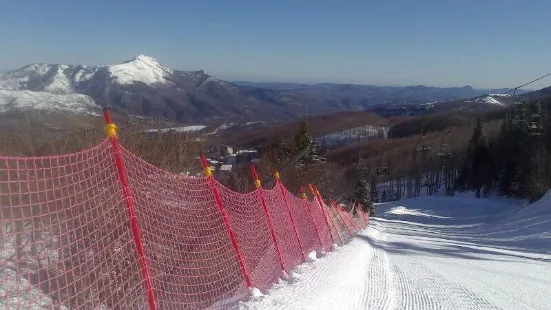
left=1, top=139, right=357, bottom=309
left=327, top=203, right=350, bottom=244
left=122, top=148, right=249, bottom=309
left=281, top=188, right=322, bottom=256
left=359, top=208, right=371, bottom=227
left=216, top=181, right=281, bottom=294
left=306, top=199, right=333, bottom=251
left=0, top=140, right=147, bottom=309
left=343, top=209, right=361, bottom=233
left=263, top=187, right=304, bottom=273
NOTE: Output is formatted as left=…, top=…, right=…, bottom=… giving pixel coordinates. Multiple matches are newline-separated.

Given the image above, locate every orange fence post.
left=346, top=209, right=361, bottom=232
left=354, top=203, right=368, bottom=228
left=336, top=202, right=360, bottom=232
left=300, top=186, right=325, bottom=250
left=326, top=203, right=345, bottom=244
left=311, top=184, right=343, bottom=244
left=330, top=201, right=353, bottom=238
left=363, top=209, right=369, bottom=227
left=102, top=107, right=158, bottom=310
left=200, top=154, right=254, bottom=289
left=346, top=208, right=361, bottom=232
left=357, top=204, right=370, bottom=227
left=251, top=165, right=286, bottom=274
left=308, top=184, right=336, bottom=246
left=274, top=170, right=306, bottom=261
left=311, top=186, right=345, bottom=244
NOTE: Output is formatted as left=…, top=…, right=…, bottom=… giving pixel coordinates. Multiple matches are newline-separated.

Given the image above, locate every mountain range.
left=0, top=55, right=543, bottom=124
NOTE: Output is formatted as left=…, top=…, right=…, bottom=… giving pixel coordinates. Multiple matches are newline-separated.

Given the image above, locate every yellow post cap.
left=105, top=123, right=118, bottom=138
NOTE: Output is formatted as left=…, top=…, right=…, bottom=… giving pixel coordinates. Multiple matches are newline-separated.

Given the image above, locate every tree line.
left=457, top=98, right=551, bottom=201
left=218, top=96, right=551, bottom=214
left=353, top=97, right=551, bottom=210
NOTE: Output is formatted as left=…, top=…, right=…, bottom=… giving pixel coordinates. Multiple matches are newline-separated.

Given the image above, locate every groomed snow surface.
left=236, top=192, right=551, bottom=310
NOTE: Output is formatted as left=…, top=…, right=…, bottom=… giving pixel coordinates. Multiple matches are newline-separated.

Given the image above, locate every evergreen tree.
left=458, top=118, right=495, bottom=197
left=353, top=179, right=372, bottom=213
left=274, top=136, right=292, bottom=164
left=495, top=120, right=523, bottom=197
left=292, top=120, right=319, bottom=167
left=524, top=143, right=549, bottom=201
left=369, top=177, right=379, bottom=203
left=492, top=101, right=550, bottom=201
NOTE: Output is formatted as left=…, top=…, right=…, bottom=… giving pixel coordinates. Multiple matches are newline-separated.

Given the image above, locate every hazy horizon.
left=1, top=0, right=550, bottom=90
left=0, top=62, right=540, bottom=91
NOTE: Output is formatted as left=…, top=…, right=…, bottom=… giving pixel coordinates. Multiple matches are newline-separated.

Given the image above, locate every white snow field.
left=236, top=192, right=551, bottom=310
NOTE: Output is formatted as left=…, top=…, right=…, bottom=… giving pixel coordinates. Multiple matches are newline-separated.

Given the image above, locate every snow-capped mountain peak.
left=132, top=54, right=159, bottom=63
left=108, top=54, right=173, bottom=86
left=0, top=55, right=183, bottom=115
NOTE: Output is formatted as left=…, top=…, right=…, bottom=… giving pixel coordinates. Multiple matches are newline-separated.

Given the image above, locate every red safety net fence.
left=0, top=135, right=370, bottom=309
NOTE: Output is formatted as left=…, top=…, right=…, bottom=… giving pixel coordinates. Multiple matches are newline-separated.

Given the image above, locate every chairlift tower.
left=527, top=101, right=544, bottom=136
left=437, top=132, right=452, bottom=159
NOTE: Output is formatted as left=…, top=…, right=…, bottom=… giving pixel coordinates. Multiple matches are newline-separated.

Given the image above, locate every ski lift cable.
left=446, top=72, right=551, bottom=120
left=416, top=72, right=551, bottom=139
left=341, top=73, right=551, bottom=204
left=411, top=72, right=551, bottom=158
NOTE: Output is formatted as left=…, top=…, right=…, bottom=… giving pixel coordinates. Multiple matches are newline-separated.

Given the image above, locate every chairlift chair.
left=376, top=165, right=389, bottom=176
left=438, top=144, right=452, bottom=159
left=528, top=114, right=544, bottom=136
left=510, top=102, right=526, bottom=123
left=376, top=152, right=390, bottom=175
left=416, top=145, right=432, bottom=152
left=437, top=131, right=452, bottom=159
left=416, top=135, right=431, bottom=153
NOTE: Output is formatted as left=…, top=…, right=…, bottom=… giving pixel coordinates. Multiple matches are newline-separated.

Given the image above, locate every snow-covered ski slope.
left=237, top=192, right=551, bottom=310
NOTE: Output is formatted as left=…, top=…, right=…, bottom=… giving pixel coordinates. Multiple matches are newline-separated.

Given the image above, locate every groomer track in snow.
left=238, top=193, right=551, bottom=310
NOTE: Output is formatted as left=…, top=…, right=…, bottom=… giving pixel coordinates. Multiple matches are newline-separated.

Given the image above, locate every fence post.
left=330, top=201, right=353, bottom=238
left=355, top=203, right=368, bottom=228
left=360, top=205, right=369, bottom=226
left=325, top=203, right=345, bottom=244
left=358, top=207, right=370, bottom=227
left=250, top=165, right=287, bottom=275
left=335, top=201, right=360, bottom=232
left=102, top=107, right=158, bottom=310
left=308, top=184, right=336, bottom=246
left=346, top=208, right=361, bottom=232
left=311, top=185, right=344, bottom=244
left=350, top=202, right=363, bottom=229
left=344, top=206, right=361, bottom=232
left=274, top=170, right=306, bottom=261
left=200, top=155, right=254, bottom=290
left=300, top=186, right=325, bottom=250
left=362, top=210, right=369, bottom=227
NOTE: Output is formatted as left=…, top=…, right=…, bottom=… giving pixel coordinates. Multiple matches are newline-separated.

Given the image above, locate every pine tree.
left=353, top=179, right=372, bottom=213
left=369, top=177, right=379, bottom=203
left=495, top=121, right=523, bottom=197
left=292, top=120, right=319, bottom=167
left=459, top=118, right=495, bottom=197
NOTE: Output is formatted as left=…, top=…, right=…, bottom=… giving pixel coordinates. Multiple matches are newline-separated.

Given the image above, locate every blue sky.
left=0, top=0, right=550, bottom=89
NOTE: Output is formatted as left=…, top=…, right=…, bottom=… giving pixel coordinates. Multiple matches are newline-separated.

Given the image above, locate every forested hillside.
left=458, top=97, right=551, bottom=201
